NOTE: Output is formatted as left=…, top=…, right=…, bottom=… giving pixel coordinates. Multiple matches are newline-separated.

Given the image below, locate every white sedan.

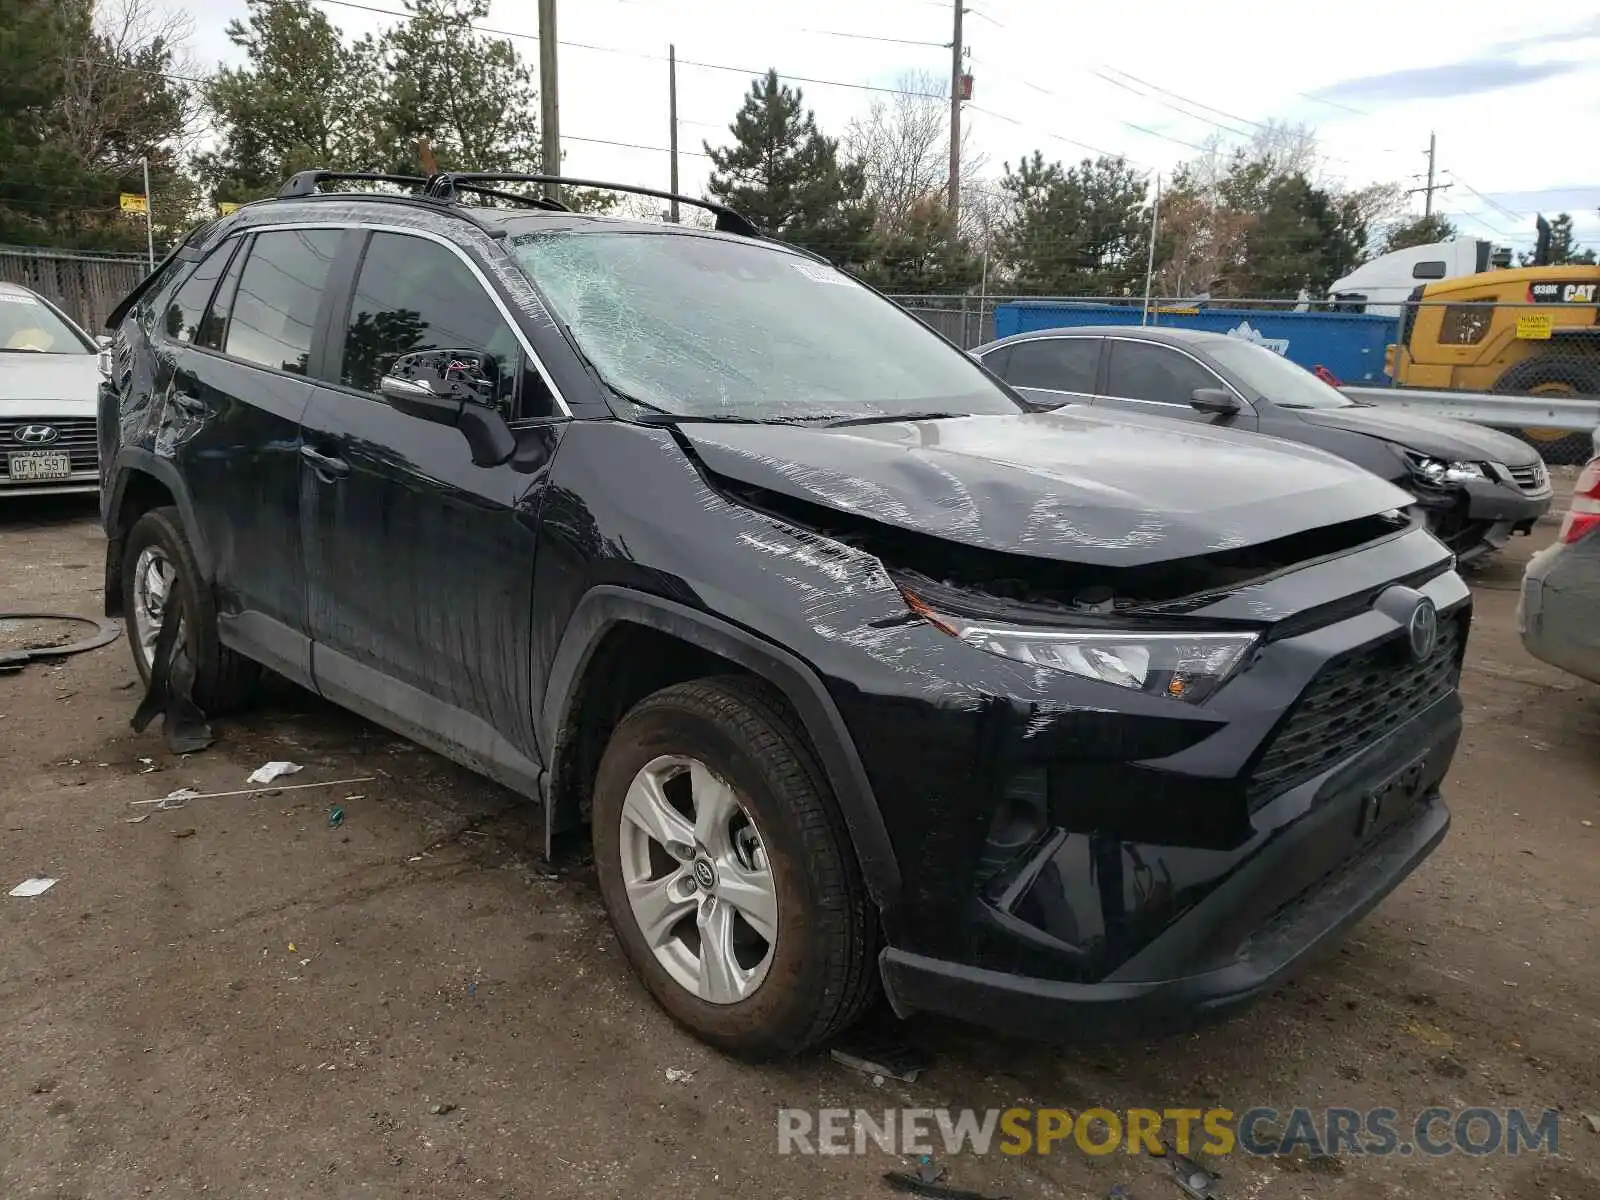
left=0, top=281, right=104, bottom=498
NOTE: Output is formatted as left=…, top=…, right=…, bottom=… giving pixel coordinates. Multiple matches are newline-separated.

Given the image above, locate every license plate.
left=1356, top=752, right=1429, bottom=838
left=7, top=450, right=72, bottom=482
left=1516, top=312, right=1553, bottom=340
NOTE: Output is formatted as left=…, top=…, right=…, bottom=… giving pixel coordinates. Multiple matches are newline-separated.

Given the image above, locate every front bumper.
left=881, top=715, right=1454, bottom=1040
left=1520, top=539, right=1600, bottom=684
left=820, top=533, right=1470, bottom=1041
left=1416, top=476, right=1552, bottom=563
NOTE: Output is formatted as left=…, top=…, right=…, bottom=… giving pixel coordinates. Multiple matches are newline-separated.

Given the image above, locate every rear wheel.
left=1492, top=355, right=1600, bottom=465
left=120, top=506, right=259, bottom=713
left=591, top=676, right=878, bottom=1059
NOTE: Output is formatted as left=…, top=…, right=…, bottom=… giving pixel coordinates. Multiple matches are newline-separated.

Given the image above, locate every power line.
left=1013, top=74, right=1208, bottom=154
left=964, top=104, right=1130, bottom=164
left=1446, top=174, right=1525, bottom=225
left=1096, top=65, right=1268, bottom=134
left=71, top=56, right=709, bottom=161
left=309, top=0, right=949, bottom=92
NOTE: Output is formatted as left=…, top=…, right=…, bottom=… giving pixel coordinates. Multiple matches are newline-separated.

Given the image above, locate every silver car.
left=1520, top=457, right=1600, bottom=684
left=0, top=282, right=103, bottom=497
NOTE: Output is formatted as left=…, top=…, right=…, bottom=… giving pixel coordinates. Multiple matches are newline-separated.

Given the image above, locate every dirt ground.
left=1, top=493, right=1596, bottom=1200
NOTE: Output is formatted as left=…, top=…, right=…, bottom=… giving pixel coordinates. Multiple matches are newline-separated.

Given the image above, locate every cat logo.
left=1527, top=281, right=1598, bottom=304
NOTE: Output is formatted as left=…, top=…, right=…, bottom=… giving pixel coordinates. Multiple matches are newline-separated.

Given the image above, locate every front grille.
left=0, top=416, right=98, bottom=477
left=1246, top=615, right=1464, bottom=809
left=1508, top=462, right=1548, bottom=493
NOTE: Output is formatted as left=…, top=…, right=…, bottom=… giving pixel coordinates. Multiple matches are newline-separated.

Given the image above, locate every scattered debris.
left=171, top=828, right=197, bottom=839
left=1584, top=1112, right=1600, bottom=1135
left=1106, top=1188, right=1133, bottom=1200
left=664, top=1067, right=695, bottom=1084
left=247, top=761, right=304, bottom=785
left=831, top=1027, right=933, bottom=1083
left=129, top=775, right=375, bottom=814
left=0, top=612, right=120, bottom=673
left=9, top=877, right=58, bottom=898
left=1583, top=820, right=1593, bottom=829
left=883, top=1171, right=1003, bottom=1199
left=429, top=1102, right=457, bottom=1116
left=327, top=806, right=345, bottom=829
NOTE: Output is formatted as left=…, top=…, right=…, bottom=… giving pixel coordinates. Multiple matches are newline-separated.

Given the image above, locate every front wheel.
left=591, top=677, right=878, bottom=1059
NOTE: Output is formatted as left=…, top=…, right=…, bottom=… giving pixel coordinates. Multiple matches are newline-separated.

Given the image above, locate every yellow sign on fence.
left=119, top=193, right=148, bottom=214
left=1516, top=312, right=1553, bottom=340
left=219, top=202, right=241, bottom=216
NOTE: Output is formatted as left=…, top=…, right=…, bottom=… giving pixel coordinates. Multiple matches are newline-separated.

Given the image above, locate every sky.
left=175, top=0, right=1600, bottom=254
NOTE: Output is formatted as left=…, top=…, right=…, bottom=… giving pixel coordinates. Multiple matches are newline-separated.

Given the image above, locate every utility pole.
left=668, top=44, right=680, bottom=221
left=948, top=0, right=963, bottom=227
left=141, top=156, right=154, bottom=272
left=1408, top=131, right=1451, bottom=217
left=1142, top=174, right=1161, bottom=326
left=538, top=0, right=561, bottom=204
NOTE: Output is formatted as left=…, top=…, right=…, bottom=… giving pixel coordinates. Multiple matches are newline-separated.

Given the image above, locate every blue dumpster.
left=993, top=301, right=1397, bottom=387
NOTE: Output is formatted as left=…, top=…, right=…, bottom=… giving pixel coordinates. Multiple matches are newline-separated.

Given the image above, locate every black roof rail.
left=443, top=180, right=570, bottom=213
left=279, top=170, right=431, bottom=199
left=426, top=173, right=761, bottom=239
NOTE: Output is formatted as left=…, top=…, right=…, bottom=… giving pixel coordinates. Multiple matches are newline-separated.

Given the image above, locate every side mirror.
left=379, top=349, right=515, bottom=467
left=1190, top=387, right=1241, bottom=416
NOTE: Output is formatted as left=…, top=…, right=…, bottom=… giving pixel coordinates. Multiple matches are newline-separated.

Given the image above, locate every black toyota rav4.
left=99, top=171, right=1469, bottom=1059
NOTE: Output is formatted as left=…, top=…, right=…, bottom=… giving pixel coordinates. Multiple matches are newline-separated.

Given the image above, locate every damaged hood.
left=0, top=352, right=99, bottom=412
left=1293, top=404, right=1542, bottom=466
left=681, top=409, right=1412, bottom=566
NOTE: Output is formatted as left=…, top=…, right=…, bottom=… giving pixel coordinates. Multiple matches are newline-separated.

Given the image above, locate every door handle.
left=300, top=444, right=350, bottom=480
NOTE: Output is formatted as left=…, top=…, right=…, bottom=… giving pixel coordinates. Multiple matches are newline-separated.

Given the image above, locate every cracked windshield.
left=510, top=231, right=1020, bottom=422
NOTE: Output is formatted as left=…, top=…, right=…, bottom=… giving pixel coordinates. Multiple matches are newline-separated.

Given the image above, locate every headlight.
left=1409, top=455, right=1485, bottom=485
left=905, top=595, right=1258, bottom=704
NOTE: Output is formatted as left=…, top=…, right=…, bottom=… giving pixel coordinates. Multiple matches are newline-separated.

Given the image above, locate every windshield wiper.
left=0, top=347, right=47, bottom=354
left=822, top=411, right=967, bottom=428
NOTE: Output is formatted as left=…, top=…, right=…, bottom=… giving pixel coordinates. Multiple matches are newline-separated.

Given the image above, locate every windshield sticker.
left=791, top=261, right=852, bottom=287
left=1225, top=320, right=1290, bottom=355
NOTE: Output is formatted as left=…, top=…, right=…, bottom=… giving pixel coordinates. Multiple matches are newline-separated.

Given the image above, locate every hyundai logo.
left=1408, top=598, right=1439, bottom=663
left=12, top=424, right=59, bottom=445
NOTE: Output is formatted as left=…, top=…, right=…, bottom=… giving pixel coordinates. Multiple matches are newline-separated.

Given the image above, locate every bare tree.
left=844, top=70, right=985, bottom=238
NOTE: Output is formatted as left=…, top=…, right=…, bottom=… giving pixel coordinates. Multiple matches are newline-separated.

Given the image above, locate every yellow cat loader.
left=1387, top=263, right=1600, bottom=463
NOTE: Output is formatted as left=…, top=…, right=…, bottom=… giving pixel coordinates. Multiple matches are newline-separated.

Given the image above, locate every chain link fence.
left=0, top=245, right=149, bottom=333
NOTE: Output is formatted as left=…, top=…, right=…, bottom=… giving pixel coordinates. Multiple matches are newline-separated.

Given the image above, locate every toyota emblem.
left=13, top=424, right=59, bottom=445
left=1407, top=599, right=1439, bottom=663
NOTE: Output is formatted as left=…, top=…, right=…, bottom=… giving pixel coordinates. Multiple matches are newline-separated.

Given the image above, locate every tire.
left=1492, top=354, right=1600, bottom=466
left=591, top=676, right=878, bottom=1059
left=120, top=506, right=259, bottom=714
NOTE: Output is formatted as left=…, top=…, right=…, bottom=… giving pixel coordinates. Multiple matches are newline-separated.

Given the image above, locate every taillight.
left=1559, top=458, right=1600, bottom=544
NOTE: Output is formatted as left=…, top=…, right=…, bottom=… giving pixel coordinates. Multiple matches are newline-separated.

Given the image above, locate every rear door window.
left=1002, top=338, right=1101, bottom=393
left=1105, top=340, right=1223, bottom=404
left=224, top=229, right=342, bottom=374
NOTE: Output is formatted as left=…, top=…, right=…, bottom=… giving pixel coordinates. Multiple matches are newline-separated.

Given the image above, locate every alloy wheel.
left=616, top=754, right=779, bottom=1005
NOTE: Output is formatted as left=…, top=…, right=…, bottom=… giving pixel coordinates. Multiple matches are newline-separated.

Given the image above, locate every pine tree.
left=705, top=71, right=875, bottom=265
left=197, top=0, right=384, bottom=204
left=375, top=0, right=540, bottom=177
